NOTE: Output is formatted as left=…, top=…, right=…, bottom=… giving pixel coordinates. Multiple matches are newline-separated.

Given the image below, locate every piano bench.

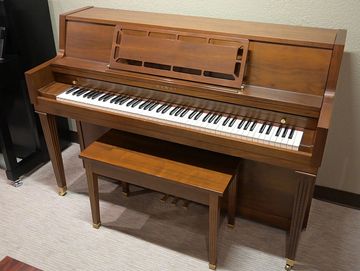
left=79, top=129, right=239, bottom=270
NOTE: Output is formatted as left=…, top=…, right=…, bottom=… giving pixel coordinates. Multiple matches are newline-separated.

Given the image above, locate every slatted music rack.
left=109, top=24, right=249, bottom=89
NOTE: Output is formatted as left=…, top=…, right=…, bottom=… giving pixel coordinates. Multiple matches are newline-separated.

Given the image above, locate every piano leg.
left=285, top=172, right=315, bottom=270
left=209, top=194, right=220, bottom=270
left=38, top=112, right=67, bottom=195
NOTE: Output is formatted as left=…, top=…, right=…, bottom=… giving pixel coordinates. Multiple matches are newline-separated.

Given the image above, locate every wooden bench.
left=80, top=129, right=239, bottom=269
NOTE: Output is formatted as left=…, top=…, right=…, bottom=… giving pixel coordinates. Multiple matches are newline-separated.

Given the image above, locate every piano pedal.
left=182, top=200, right=190, bottom=210
left=160, top=194, right=169, bottom=202
left=171, top=197, right=179, bottom=205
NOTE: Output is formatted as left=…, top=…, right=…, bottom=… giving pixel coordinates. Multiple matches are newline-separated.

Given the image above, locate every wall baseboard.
left=314, top=185, right=360, bottom=209
left=68, top=132, right=359, bottom=209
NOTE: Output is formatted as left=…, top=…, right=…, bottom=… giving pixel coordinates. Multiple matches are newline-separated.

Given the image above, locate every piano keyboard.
left=57, top=87, right=304, bottom=150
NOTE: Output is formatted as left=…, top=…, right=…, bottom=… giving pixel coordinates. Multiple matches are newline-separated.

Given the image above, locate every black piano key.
left=238, top=119, right=245, bottom=129
left=275, top=126, right=282, bottom=137
left=86, top=91, right=98, bottom=99
left=180, top=109, right=189, bottom=117
left=98, top=93, right=109, bottom=101
left=156, top=104, right=167, bottom=113
left=250, top=121, right=257, bottom=131
left=208, top=113, right=217, bottom=123
left=119, top=97, right=131, bottom=105
left=131, top=99, right=142, bottom=107
left=229, top=117, right=236, bottom=127
left=175, top=107, right=185, bottom=116
left=222, top=116, right=231, bottom=126
left=259, top=123, right=266, bottom=133
left=139, top=100, right=150, bottom=109
left=266, top=125, right=273, bottom=135
left=73, top=88, right=86, bottom=96
left=214, top=115, right=222, bottom=124
left=71, top=88, right=83, bottom=96
left=126, top=98, right=137, bottom=106
left=149, top=102, right=159, bottom=111
left=97, top=93, right=109, bottom=100
left=83, top=90, right=95, bottom=98
left=91, top=91, right=103, bottom=99
left=188, top=110, right=197, bottom=119
left=143, top=101, right=155, bottom=110
left=244, top=120, right=251, bottom=130
left=77, top=88, right=89, bottom=96
left=170, top=106, right=179, bottom=115
left=102, top=94, right=113, bottom=102
left=115, top=96, right=127, bottom=104
left=282, top=128, right=289, bottom=138
left=194, top=111, right=203, bottom=120
left=202, top=112, right=211, bottom=122
left=162, top=105, right=172, bottom=114
left=289, top=128, right=295, bottom=139
left=110, top=95, right=121, bottom=103
left=65, top=86, right=78, bottom=94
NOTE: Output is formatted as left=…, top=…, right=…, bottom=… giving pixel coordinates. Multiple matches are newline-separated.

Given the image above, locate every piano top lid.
left=67, top=7, right=338, bottom=49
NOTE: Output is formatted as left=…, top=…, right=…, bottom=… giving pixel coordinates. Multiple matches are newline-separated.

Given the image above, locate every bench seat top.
left=80, top=129, right=239, bottom=195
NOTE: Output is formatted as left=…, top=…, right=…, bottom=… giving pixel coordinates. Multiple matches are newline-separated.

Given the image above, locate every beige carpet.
left=0, top=144, right=359, bottom=271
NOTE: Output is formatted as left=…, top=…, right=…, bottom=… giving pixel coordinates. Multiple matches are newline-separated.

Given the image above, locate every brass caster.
left=122, top=191, right=129, bottom=197
left=285, top=259, right=295, bottom=271
left=171, top=197, right=179, bottom=205
left=227, top=223, right=235, bottom=229
left=209, top=263, right=216, bottom=270
left=182, top=200, right=189, bottom=210
left=58, top=186, right=67, bottom=196
left=92, top=222, right=101, bottom=229
left=160, top=194, right=169, bottom=202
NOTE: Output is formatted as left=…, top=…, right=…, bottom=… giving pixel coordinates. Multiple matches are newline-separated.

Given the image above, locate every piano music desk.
left=80, top=129, right=239, bottom=269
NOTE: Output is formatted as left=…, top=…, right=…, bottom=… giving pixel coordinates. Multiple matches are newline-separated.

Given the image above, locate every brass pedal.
left=171, top=197, right=179, bottom=205
left=182, top=200, right=190, bottom=209
left=160, top=194, right=169, bottom=202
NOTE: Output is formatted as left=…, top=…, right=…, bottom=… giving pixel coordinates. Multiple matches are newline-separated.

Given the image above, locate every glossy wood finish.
left=38, top=112, right=66, bottom=195
left=286, top=172, right=315, bottom=261
left=80, top=129, right=238, bottom=269
left=0, top=256, right=41, bottom=271
left=80, top=129, right=239, bottom=195
left=24, top=7, right=346, bottom=268
left=67, top=7, right=337, bottom=48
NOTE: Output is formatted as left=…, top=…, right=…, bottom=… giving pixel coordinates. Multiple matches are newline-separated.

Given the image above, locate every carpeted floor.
left=0, top=144, right=359, bottom=271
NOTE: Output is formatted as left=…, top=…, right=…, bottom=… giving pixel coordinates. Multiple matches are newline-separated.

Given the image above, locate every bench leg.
left=209, top=194, right=220, bottom=270
left=227, top=176, right=237, bottom=228
left=122, top=182, right=129, bottom=197
left=85, top=162, right=101, bottom=229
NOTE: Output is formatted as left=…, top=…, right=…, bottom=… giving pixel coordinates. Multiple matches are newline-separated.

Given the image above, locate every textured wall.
left=47, top=0, right=360, bottom=194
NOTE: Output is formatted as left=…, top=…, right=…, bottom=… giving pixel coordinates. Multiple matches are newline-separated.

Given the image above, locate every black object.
left=0, top=0, right=70, bottom=183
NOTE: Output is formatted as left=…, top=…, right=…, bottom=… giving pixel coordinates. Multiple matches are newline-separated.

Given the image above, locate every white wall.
left=47, top=0, right=360, bottom=194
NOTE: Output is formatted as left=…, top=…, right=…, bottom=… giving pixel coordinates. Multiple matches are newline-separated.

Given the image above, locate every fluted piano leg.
left=285, top=172, right=315, bottom=270
left=38, top=112, right=67, bottom=196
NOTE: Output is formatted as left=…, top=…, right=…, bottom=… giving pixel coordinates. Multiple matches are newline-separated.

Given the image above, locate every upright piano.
left=25, top=6, right=345, bottom=270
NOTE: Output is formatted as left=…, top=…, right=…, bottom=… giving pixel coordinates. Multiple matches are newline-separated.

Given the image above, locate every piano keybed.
left=57, top=86, right=304, bottom=151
